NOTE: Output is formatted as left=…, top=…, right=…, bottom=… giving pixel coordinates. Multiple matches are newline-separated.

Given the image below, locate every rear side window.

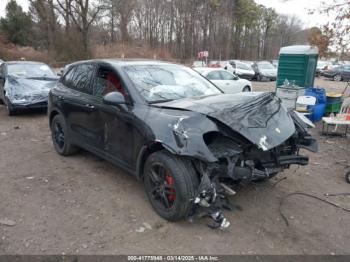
left=62, top=64, right=94, bottom=94
left=61, top=67, right=76, bottom=87
left=71, top=64, right=95, bottom=94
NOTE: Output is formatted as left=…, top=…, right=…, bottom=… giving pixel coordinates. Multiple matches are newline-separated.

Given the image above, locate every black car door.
left=59, top=63, right=102, bottom=149
left=91, top=64, right=139, bottom=170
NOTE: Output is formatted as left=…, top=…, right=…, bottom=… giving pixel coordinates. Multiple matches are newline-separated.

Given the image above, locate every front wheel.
left=5, top=97, right=16, bottom=116
left=334, top=74, right=342, bottom=81
left=242, top=86, right=251, bottom=92
left=51, top=114, right=78, bottom=156
left=143, top=151, right=199, bottom=221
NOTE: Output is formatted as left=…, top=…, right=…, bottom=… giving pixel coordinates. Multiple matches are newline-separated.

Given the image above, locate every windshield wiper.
left=149, top=99, right=175, bottom=104
left=26, top=76, right=57, bottom=80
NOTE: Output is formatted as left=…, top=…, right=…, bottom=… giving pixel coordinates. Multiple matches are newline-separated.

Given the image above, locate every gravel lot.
left=0, top=77, right=349, bottom=255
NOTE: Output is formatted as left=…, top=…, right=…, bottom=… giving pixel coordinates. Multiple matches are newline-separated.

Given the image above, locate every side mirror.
left=103, top=91, right=126, bottom=106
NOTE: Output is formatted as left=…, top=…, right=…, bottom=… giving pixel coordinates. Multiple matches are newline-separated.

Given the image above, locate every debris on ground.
left=0, top=219, right=16, bottom=226
left=142, top=222, right=152, bottom=230
left=135, top=227, right=146, bottom=233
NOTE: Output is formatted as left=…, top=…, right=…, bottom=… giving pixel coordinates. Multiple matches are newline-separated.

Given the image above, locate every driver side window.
left=93, top=66, right=127, bottom=98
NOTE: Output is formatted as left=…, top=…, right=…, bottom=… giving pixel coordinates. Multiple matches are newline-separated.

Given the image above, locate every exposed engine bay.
left=153, top=93, right=318, bottom=229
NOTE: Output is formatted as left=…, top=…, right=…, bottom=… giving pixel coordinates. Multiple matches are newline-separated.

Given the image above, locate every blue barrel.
left=316, top=88, right=326, bottom=104
left=305, top=87, right=326, bottom=104
left=309, top=103, right=326, bottom=122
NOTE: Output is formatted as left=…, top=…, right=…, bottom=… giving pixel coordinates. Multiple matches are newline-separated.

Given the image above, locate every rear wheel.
left=144, top=151, right=199, bottom=221
left=334, top=74, right=342, bottom=81
left=51, top=114, right=78, bottom=156
left=242, top=86, right=251, bottom=92
left=346, top=171, right=350, bottom=184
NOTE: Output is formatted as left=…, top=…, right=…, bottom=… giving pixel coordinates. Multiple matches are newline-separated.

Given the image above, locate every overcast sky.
left=255, top=0, right=331, bottom=28
left=0, top=0, right=332, bottom=28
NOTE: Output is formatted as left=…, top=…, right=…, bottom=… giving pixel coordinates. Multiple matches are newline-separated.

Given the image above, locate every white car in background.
left=195, top=68, right=252, bottom=93
left=222, top=60, right=255, bottom=80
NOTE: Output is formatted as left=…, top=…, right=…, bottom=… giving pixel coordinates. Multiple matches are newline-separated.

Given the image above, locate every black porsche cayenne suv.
left=48, top=59, right=317, bottom=228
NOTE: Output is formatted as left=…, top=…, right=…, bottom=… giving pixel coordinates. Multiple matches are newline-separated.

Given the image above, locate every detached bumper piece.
left=261, top=155, right=309, bottom=168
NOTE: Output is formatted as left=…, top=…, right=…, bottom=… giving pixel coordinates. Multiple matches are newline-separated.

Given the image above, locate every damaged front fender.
left=140, top=107, right=221, bottom=163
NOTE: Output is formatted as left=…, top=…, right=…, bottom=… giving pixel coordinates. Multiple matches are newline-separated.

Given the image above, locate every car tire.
left=242, top=86, right=251, bottom=92
left=5, top=97, right=16, bottom=116
left=257, top=74, right=262, bottom=81
left=334, top=74, right=342, bottom=81
left=345, top=171, right=350, bottom=184
left=143, top=150, right=199, bottom=221
left=51, top=114, right=78, bottom=156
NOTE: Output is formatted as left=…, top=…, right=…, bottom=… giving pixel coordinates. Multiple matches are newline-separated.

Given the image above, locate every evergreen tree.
left=0, top=0, right=33, bottom=46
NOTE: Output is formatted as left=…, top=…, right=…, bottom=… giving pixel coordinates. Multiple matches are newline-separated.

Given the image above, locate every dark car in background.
left=315, top=60, right=332, bottom=77
left=0, top=61, right=58, bottom=115
left=252, top=61, right=277, bottom=81
left=48, top=59, right=317, bottom=228
left=322, top=65, right=350, bottom=81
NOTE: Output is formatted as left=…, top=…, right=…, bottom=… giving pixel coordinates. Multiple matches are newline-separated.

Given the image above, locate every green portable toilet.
left=276, top=45, right=319, bottom=88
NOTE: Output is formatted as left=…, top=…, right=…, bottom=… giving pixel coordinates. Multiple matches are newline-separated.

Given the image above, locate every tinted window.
left=71, top=64, right=94, bottom=94
left=207, top=71, right=222, bottom=80
left=61, top=67, right=76, bottom=87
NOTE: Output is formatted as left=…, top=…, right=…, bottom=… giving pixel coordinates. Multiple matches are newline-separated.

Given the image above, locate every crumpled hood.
left=6, top=75, right=58, bottom=104
left=156, top=92, right=296, bottom=151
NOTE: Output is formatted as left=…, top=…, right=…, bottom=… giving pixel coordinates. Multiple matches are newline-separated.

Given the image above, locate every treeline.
left=0, top=0, right=309, bottom=63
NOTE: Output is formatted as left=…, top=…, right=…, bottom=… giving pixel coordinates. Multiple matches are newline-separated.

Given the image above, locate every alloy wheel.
left=147, top=163, right=176, bottom=211
left=53, top=121, right=65, bottom=150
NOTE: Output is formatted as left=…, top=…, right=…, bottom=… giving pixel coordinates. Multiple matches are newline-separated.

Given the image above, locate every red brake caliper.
left=165, top=174, right=176, bottom=202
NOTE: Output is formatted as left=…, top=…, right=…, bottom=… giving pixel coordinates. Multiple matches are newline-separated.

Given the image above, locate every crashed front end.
left=4, top=75, right=56, bottom=109
left=152, top=92, right=317, bottom=228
